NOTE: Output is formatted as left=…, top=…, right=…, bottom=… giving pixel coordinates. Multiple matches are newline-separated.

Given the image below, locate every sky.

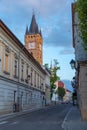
left=0, top=0, right=75, bottom=91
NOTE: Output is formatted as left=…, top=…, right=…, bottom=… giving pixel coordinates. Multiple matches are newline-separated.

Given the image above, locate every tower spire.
left=32, top=8, right=34, bottom=15
left=29, top=12, right=39, bottom=34
left=39, top=29, right=42, bottom=37
left=25, top=11, right=43, bottom=65
left=25, top=25, right=29, bottom=35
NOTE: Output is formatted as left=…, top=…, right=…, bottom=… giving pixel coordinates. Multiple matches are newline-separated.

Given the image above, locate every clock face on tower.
left=28, top=42, right=35, bottom=49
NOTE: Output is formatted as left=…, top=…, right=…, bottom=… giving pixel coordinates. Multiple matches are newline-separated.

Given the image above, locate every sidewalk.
left=0, top=105, right=52, bottom=122
left=0, top=107, right=45, bottom=122
left=62, top=106, right=87, bottom=130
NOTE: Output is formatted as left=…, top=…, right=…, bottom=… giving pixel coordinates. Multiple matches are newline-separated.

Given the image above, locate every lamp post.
left=70, top=59, right=76, bottom=69
left=70, top=59, right=77, bottom=106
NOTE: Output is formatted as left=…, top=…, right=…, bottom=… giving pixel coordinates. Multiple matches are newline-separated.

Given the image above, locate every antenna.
left=32, top=8, right=35, bottom=15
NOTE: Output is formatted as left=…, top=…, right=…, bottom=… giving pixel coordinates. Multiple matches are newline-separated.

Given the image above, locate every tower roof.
left=39, top=29, right=42, bottom=37
left=25, top=25, right=29, bottom=35
left=29, top=14, right=39, bottom=34
left=25, top=13, right=42, bottom=37
left=58, top=81, right=64, bottom=88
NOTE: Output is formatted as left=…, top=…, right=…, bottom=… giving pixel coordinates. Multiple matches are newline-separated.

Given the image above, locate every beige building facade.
left=77, top=62, right=87, bottom=120
left=72, top=3, right=87, bottom=120
left=44, top=68, right=51, bottom=105
left=0, top=20, right=49, bottom=114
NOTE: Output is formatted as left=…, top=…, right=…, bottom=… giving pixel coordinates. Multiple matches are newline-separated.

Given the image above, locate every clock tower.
left=25, top=13, right=43, bottom=65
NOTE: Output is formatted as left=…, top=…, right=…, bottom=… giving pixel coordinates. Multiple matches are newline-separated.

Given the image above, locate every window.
left=36, top=74, right=39, bottom=88
left=5, top=54, right=9, bottom=72
left=4, top=53, right=10, bottom=75
left=4, top=46, right=10, bottom=75
left=25, top=64, right=29, bottom=83
left=14, top=59, right=18, bottom=78
left=21, top=61, right=24, bottom=81
left=34, top=71, right=36, bottom=87
left=31, top=68, right=33, bottom=85
left=26, top=64, right=29, bottom=77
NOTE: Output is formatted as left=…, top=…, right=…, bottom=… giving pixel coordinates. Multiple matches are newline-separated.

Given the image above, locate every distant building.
left=64, top=89, right=72, bottom=102
left=51, top=80, right=65, bottom=102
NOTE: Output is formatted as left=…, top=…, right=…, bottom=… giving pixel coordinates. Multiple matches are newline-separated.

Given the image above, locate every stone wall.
left=78, top=64, right=87, bottom=120
left=0, top=77, right=44, bottom=115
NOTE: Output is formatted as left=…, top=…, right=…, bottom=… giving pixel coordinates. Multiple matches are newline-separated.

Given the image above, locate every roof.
left=29, top=14, right=39, bottom=34
left=58, top=80, right=64, bottom=88
left=66, top=89, right=72, bottom=93
left=25, top=14, right=42, bottom=37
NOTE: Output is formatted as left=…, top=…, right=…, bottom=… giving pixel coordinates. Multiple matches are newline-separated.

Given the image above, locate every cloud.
left=59, top=48, right=74, bottom=55
left=0, top=0, right=73, bottom=48
left=18, top=0, right=68, bottom=16
left=0, top=0, right=71, bottom=17
left=43, top=18, right=72, bottom=47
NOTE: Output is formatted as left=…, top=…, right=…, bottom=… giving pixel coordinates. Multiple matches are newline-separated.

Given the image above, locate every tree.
left=50, top=59, right=60, bottom=98
left=57, top=87, right=66, bottom=100
left=76, top=0, right=87, bottom=50
left=44, top=63, right=49, bottom=70
left=44, top=59, right=60, bottom=99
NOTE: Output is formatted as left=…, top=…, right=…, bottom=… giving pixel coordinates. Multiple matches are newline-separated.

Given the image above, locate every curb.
left=0, top=105, right=52, bottom=122
left=62, top=107, right=73, bottom=128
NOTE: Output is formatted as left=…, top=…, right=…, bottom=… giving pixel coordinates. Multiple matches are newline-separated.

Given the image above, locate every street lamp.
left=71, top=76, right=75, bottom=88
left=70, top=59, right=76, bottom=69
left=70, top=59, right=78, bottom=106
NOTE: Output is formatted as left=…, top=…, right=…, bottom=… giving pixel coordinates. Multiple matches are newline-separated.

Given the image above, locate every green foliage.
left=44, top=63, right=49, bottom=70
left=50, top=59, right=60, bottom=98
left=76, top=0, right=87, bottom=49
left=44, top=59, right=60, bottom=98
left=57, top=87, right=66, bottom=99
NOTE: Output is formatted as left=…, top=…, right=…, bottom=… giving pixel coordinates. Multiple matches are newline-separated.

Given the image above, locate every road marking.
left=61, top=107, right=73, bottom=128
left=0, top=121, right=8, bottom=125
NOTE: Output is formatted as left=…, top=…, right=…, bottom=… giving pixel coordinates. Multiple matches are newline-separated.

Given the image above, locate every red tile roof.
left=58, top=81, right=64, bottom=88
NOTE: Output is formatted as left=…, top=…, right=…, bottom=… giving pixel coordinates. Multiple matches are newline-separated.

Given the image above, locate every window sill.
left=21, top=78, right=24, bottom=82
left=3, top=71, right=10, bottom=75
left=14, top=75, right=18, bottom=79
left=25, top=79, right=28, bottom=83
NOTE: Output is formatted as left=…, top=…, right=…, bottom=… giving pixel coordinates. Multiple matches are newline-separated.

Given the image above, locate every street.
left=0, top=104, right=72, bottom=130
